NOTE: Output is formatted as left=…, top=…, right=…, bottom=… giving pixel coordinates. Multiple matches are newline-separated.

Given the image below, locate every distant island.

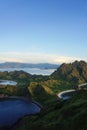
left=0, top=62, right=59, bottom=69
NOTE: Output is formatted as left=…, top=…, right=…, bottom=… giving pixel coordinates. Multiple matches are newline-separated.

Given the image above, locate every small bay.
left=0, top=98, right=41, bottom=126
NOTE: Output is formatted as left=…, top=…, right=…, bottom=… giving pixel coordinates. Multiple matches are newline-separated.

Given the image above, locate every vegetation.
left=11, top=90, right=87, bottom=130
left=0, top=60, right=87, bottom=130
left=29, top=82, right=57, bottom=105
left=51, top=60, right=87, bottom=84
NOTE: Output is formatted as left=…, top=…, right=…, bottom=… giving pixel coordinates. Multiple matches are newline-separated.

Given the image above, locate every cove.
left=58, top=89, right=77, bottom=100
left=0, top=98, right=41, bottom=127
left=0, top=80, right=17, bottom=86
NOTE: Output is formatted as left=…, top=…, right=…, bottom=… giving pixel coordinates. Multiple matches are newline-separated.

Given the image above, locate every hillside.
left=0, top=61, right=87, bottom=130
left=11, top=90, right=87, bottom=130
left=51, top=60, right=87, bottom=84
left=10, top=61, right=87, bottom=130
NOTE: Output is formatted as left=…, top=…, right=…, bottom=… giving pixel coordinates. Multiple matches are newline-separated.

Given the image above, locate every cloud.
left=0, top=52, right=86, bottom=64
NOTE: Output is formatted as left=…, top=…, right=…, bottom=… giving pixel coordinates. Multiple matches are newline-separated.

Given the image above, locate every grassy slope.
left=0, top=66, right=87, bottom=130
left=10, top=72, right=87, bottom=130
left=11, top=90, right=87, bottom=130
left=29, top=81, right=58, bottom=105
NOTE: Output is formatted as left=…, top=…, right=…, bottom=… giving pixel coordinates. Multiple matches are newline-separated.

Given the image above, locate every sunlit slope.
left=29, top=82, right=57, bottom=105
left=11, top=90, right=87, bottom=130
left=51, top=61, right=87, bottom=84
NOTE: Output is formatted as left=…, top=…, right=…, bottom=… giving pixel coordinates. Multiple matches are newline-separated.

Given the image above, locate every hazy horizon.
left=0, top=60, right=87, bottom=65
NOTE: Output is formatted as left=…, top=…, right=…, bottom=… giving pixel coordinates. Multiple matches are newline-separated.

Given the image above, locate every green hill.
left=0, top=61, right=87, bottom=130
left=51, top=60, right=87, bottom=84
left=11, top=90, right=87, bottom=130
left=11, top=61, right=87, bottom=130
left=28, top=82, right=57, bottom=105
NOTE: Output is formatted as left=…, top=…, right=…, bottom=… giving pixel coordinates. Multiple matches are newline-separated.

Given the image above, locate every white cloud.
left=0, top=52, right=86, bottom=64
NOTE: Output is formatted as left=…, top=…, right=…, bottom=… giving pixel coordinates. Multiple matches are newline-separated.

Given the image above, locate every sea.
left=0, top=68, right=56, bottom=75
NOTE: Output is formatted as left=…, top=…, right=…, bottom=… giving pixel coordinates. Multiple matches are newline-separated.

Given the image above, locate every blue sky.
left=0, top=0, right=87, bottom=64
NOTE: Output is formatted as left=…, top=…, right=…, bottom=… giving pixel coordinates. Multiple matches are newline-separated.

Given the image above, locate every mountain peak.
left=51, top=60, right=87, bottom=84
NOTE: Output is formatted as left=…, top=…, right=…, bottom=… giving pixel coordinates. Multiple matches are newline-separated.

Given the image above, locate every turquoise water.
left=0, top=99, right=40, bottom=126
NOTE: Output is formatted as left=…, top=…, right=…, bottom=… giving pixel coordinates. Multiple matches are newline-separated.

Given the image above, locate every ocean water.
left=0, top=68, right=56, bottom=75
left=0, top=98, right=41, bottom=126
left=0, top=80, right=17, bottom=86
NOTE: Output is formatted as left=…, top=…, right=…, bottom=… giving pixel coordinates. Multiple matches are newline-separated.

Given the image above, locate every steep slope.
left=1, top=61, right=87, bottom=130
left=51, top=60, right=87, bottom=84
left=11, top=90, right=87, bottom=130
left=29, top=82, right=57, bottom=105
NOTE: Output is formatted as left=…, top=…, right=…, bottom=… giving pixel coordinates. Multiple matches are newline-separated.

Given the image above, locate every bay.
left=0, top=98, right=41, bottom=126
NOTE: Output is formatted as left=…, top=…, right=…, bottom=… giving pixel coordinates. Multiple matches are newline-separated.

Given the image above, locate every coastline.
left=0, top=95, right=42, bottom=129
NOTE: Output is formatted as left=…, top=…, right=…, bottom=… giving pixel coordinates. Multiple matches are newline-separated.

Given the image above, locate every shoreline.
left=0, top=95, right=42, bottom=129
left=0, top=95, right=42, bottom=108
left=58, top=89, right=77, bottom=100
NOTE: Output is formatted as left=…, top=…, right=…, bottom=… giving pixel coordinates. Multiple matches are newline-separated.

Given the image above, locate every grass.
left=11, top=90, right=87, bottom=130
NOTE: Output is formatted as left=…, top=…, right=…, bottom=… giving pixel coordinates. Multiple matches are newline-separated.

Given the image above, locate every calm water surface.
left=0, top=68, right=56, bottom=75
left=0, top=80, right=17, bottom=85
left=0, top=68, right=54, bottom=126
left=0, top=99, right=41, bottom=126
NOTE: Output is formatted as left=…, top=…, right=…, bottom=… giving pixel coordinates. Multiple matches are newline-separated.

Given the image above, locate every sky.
left=0, top=0, right=87, bottom=64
